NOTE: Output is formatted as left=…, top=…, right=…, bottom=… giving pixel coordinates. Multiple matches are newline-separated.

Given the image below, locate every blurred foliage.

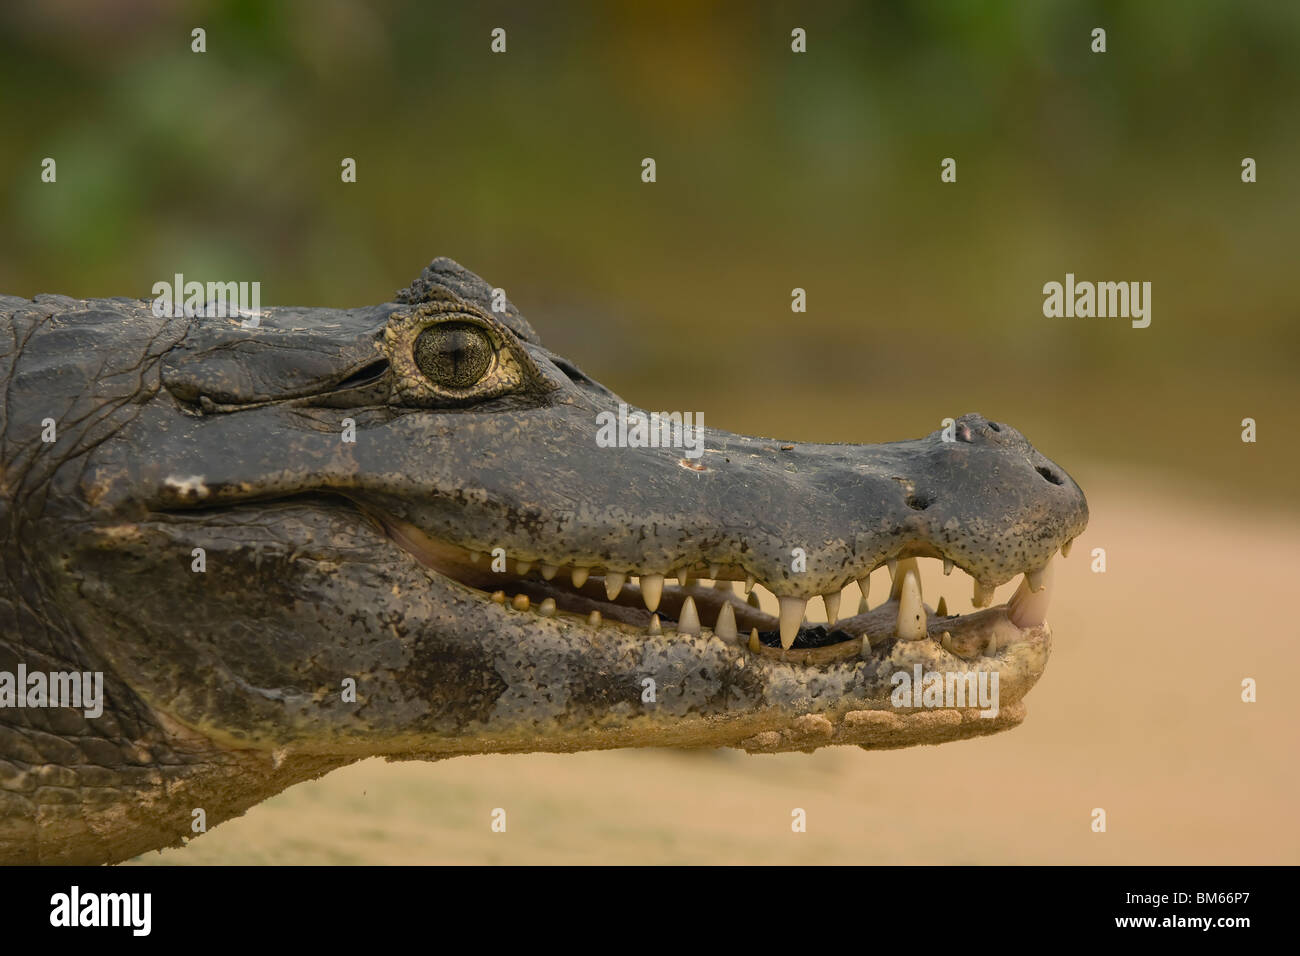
left=0, top=0, right=1296, bottom=497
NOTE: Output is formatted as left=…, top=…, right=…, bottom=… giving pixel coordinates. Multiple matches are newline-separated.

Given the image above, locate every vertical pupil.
left=414, top=323, right=491, bottom=387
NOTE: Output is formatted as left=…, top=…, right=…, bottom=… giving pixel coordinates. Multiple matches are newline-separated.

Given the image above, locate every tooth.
left=888, top=557, right=919, bottom=601
left=778, top=596, right=806, bottom=649
left=587, top=610, right=602, bottom=627
left=744, top=575, right=755, bottom=594
left=605, top=571, right=626, bottom=600
left=538, top=598, right=556, bottom=617
left=858, top=593, right=871, bottom=614
left=678, top=596, right=701, bottom=636
left=715, top=603, right=737, bottom=641
left=887, top=558, right=898, bottom=578
left=857, top=575, right=870, bottom=602
left=511, top=594, right=530, bottom=611
left=972, top=581, right=995, bottom=608
left=708, top=564, right=720, bottom=580
left=747, top=591, right=762, bottom=610
left=1026, top=567, right=1045, bottom=592
left=679, top=568, right=694, bottom=588
left=470, top=551, right=481, bottom=563
left=571, top=567, right=590, bottom=588
left=1008, top=559, right=1054, bottom=628
left=491, top=590, right=506, bottom=604
left=714, top=579, right=735, bottom=593
left=943, top=558, right=954, bottom=576
left=541, top=564, right=558, bottom=580
left=749, top=628, right=761, bottom=652
left=895, top=567, right=926, bottom=640
left=940, top=630, right=955, bottom=653
left=986, top=631, right=998, bottom=656
left=516, top=561, right=532, bottom=575
left=935, top=596, right=948, bottom=617
left=1061, top=538, right=1073, bottom=558
left=640, top=573, right=664, bottom=611
left=647, top=614, right=662, bottom=635
left=821, top=591, right=841, bottom=625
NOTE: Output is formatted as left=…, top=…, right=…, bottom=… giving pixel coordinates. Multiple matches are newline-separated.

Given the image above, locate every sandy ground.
left=131, top=466, right=1300, bottom=864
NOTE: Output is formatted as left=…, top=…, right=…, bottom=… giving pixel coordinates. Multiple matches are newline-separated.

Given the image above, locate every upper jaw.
left=357, top=408, right=1086, bottom=594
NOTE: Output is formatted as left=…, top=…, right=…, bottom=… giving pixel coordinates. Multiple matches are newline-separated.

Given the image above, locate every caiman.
left=0, top=258, right=1088, bottom=864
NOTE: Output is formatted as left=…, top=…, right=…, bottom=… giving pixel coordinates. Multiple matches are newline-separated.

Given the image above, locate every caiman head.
left=0, top=258, right=1087, bottom=863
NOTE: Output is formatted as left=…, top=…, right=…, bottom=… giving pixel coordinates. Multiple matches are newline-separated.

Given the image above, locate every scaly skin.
left=0, top=258, right=1087, bottom=864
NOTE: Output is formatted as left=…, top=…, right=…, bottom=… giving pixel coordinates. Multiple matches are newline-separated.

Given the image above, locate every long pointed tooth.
left=640, top=573, right=664, bottom=611
left=972, top=581, right=995, bottom=608
left=748, top=628, right=761, bottom=652
left=714, top=602, right=737, bottom=641
left=936, top=596, right=949, bottom=617
left=886, top=558, right=898, bottom=578
left=1008, top=559, right=1054, bottom=628
left=540, top=563, right=558, bottom=581
left=679, top=568, right=694, bottom=588
left=570, top=566, right=590, bottom=588
left=511, top=594, right=530, bottom=611
left=744, top=574, right=755, bottom=594
left=821, top=591, right=841, bottom=625
left=778, top=596, right=806, bottom=649
left=895, top=567, right=926, bottom=640
left=587, top=610, right=602, bottom=627
left=747, top=591, right=762, bottom=610
left=647, top=614, right=662, bottom=635
left=678, top=596, right=701, bottom=636
left=857, top=575, right=871, bottom=605
left=940, top=630, right=955, bottom=653
left=1061, top=538, right=1073, bottom=558
left=538, top=598, right=556, bottom=617
left=1026, top=567, right=1045, bottom=592
left=889, top=557, right=919, bottom=601
left=516, top=561, right=532, bottom=575
left=605, top=571, right=626, bottom=600
left=986, top=630, right=999, bottom=656
left=858, top=593, right=871, bottom=614
left=708, top=564, right=720, bottom=580
left=943, top=558, right=954, bottom=576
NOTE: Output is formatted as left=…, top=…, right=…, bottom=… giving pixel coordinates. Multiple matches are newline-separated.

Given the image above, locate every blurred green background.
left=1, top=0, right=1296, bottom=496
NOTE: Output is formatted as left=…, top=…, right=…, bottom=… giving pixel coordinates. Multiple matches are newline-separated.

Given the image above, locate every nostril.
left=987, top=422, right=1001, bottom=432
left=906, top=493, right=934, bottom=511
left=1036, top=465, right=1063, bottom=486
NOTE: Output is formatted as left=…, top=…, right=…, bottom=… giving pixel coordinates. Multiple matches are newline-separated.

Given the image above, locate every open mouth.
left=363, top=506, right=1062, bottom=667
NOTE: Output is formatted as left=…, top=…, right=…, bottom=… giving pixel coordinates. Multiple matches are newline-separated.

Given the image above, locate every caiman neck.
left=0, top=709, right=350, bottom=865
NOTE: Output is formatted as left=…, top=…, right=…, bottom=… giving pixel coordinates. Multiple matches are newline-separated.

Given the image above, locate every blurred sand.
left=131, top=467, right=1299, bottom=864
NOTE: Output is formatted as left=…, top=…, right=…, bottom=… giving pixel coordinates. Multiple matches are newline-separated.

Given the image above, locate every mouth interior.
left=362, top=506, right=1059, bottom=667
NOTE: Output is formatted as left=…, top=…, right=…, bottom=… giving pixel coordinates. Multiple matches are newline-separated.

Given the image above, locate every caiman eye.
left=383, top=296, right=553, bottom=407
left=414, top=322, right=493, bottom=388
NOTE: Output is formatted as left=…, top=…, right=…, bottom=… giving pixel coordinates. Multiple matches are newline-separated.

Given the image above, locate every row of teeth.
left=477, top=544, right=1066, bottom=650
